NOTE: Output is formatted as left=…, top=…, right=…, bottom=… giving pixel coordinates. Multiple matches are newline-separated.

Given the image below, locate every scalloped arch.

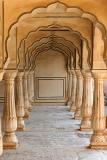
left=7, top=1, right=107, bottom=41
left=18, top=24, right=90, bottom=70
left=28, top=39, right=76, bottom=71
left=22, top=35, right=80, bottom=71
left=6, top=1, right=107, bottom=70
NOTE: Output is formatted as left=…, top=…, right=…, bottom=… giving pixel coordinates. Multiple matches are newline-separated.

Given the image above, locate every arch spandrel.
left=2, top=1, right=107, bottom=35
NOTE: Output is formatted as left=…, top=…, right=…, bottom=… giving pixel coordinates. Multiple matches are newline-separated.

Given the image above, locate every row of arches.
left=0, top=1, right=107, bottom=156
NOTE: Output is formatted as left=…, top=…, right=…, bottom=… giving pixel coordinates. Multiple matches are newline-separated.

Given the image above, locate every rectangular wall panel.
left=35, top=77, right=66, bottom=100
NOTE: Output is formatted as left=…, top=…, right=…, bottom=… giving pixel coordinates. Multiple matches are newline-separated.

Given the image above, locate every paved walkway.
left=1, top=106, right=107, bottom=160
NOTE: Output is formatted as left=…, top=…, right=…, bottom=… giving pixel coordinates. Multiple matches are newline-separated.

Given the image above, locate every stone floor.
left=1, top=105, right=107, bottom=160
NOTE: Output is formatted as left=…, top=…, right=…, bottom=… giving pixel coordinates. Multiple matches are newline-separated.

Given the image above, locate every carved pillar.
left=0, top=118, right=3, bottom=155
left=90, top=71, right=107, bottom=149
left=16, top=72, right=25, bottom=131
left=67, top=70, right=72, bottom=106
left=70, top=70, right=77, bottom=112
left=23, top=72, right=30, bottom=119
left=80, top=71, right=93, bottom=131
left=28, top=71, right=34, bottom=103
left=3, top=71, right=18, bottom=149
left=74, top=70, right=83, bottom=120
left=27, top=72, right=32, bottom=112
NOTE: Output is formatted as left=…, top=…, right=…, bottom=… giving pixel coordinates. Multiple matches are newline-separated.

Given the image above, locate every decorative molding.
left=35, top=77, right=66, bottom=100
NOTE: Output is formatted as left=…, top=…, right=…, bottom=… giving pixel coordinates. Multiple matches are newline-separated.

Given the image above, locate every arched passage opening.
left=1, top=1, right=107, bottom=156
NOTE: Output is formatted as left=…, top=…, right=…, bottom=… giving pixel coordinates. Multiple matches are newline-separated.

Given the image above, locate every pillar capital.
left=4, top=70, right=17, bottom=80
left=75, top=70, right=82, bottom=78
left=17, top=72, right=24, bottom=77
left=70, top=69, right=76, bottom=76
left=28, top=71, right=34, bottom=74
left=82, top=70, right=92, bottom=79
left=24, top=71, right=29, bottom=77
left=68, top=69, right=72, bottom=75
left=92, top=70, right=107, bottom=79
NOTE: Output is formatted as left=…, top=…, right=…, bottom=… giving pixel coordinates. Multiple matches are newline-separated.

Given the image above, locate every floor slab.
left=1, top=106, right=107, bottom=160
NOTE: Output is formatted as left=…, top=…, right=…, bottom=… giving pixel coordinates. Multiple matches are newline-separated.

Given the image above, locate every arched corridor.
left=1, top=1, right=107, bottom=159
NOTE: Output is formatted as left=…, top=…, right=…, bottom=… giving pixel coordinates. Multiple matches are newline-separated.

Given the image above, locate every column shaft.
left=70, top=70, right=77, bottom=112
left=74, top=70, right=83, bottom=120
left=23, top=72, right=30, bottom=119
left=28, top=71, right=34, bottom=103
left=0, top=118, right=3, bottom=155
left=80, top=71, right=93, bottom=131
left=16, top=72, right=25, bottom=131
left=27, top=73, right=32, bottom=112
left=3, top=71, right=18, bottom=149
left=90, top=72, right=107, bottom=149
left=67, top=70, right=72, bottom=106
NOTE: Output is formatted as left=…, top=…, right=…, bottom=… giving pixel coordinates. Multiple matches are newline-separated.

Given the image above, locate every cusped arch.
left=6, top=2, right=107, bottom=70
left=29, top=42, right=74, bottom=71
left=23, top=36, right=77, bottom=71
left=18, top=24, right=90, bottom=71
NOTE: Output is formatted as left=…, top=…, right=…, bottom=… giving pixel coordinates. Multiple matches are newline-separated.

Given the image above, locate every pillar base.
left=80, top=118, right=92, bottom=131
left=67, top=101, right=72, bottom=107
left=3, top=132, right=18, bottom=149
left=80, top=128, right=92, bottom=132
left=90, top=132, right=107, bottom=149
left=70, top=105, right=76, bottom=112
left=24, top=110, right=29, bottom=119
left=75, top=116, right=82, bottom=120
left=28, top=105, right=32, bottom=112
left=17, top=127, right=25, bottom=132
left=0, top=138, right=3, bottom=156
left=90, top=144, right=107, bottom=150
left=74, top=110, right=81, bottom=120
left=17, top=118, right=25, bottom=131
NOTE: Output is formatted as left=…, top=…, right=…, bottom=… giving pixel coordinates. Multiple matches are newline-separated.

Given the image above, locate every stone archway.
left=1, top=1, right=107, bottom=155
left=5, top=2, right=107, bottom=70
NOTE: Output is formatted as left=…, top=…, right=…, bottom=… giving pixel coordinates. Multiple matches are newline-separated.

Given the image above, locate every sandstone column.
left=23, top=71, right=30, bottom=119
left=16, top=72, right=25, bottom=131
left=28, top=71, right=34, bottom=103
left=27, top=72, right=32, bottom=112
left=74, top=70, right=83, bottom=120
left=90, top=71, right=107, bottom=149
left=70, top=70, right=77, bottom=112
left=67, top=70, right=72, bottom=106
left=80, top=71, right=93, bottom=131
left=0, top=118, right=3, bottom=155
left=3, top=71, right=18, bottom=149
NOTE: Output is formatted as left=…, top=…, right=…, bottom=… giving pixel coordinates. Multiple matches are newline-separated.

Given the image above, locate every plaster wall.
left=34, top=49, right=68, bottom=104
